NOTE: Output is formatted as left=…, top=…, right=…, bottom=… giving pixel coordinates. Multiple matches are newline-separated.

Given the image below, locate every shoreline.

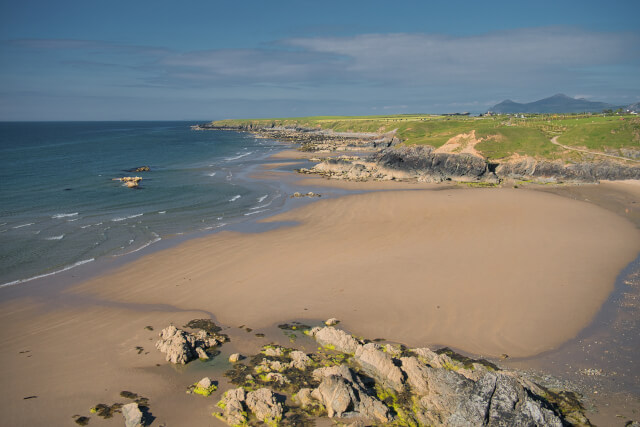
left=2, top=137, right=640, bottom=425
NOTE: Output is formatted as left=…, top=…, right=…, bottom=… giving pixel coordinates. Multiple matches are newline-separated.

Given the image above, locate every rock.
left=197, top=377, right=212, bottom=389
left=263, top=346, right=284, bottom=357
left=217, top=388, right=247, bottom=426
left=121, top=403, right=143, bottom=427
left=195, top=347, right=208, bottom=360
left=294, top=388, right=314, bottom=407
left=313, top=365, right=356, bottom=384
left=312, top=326, right=361, bottom=354
left=449, top=371, right=563, bottom=426
left=289, top=350, right=312, bottom=370
left=229, top=353, right=241, bottom=363
left=357, top=393, right=393, bottom=423
left=354, top=343, right=405, bottom=392
left=324, top=318, right=340, bottom=326
left=312, top=375, right=356, bottom=418
left=155, top=325, right=197, bottom=364
left=246, top=388, right=283, bottom=425
left=155, top=324, right=226, bottom=364
left=264, top=372, right=290, bottom=385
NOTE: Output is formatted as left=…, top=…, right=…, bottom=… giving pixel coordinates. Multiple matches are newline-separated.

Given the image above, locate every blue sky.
left=1, top=0, right=639, bottom=120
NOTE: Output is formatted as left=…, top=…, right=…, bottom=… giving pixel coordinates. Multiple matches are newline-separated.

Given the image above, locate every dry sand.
left=1, top=183, right=639, bottom=425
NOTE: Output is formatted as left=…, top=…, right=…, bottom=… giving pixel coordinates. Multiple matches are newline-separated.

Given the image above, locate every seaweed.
left=435, top=347, right=499, bottom=371
left=90, top=403, right=123, bottom=419
left=72, top=415, right=90, bottom=426
left=184, top=319, right=222, bottom=334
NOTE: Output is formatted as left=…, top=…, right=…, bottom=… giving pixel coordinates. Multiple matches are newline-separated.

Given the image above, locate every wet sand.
left=1, top=166, right=639, bottom=425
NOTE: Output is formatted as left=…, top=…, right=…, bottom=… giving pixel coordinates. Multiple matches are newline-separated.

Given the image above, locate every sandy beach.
left=1, top=171, right=639, bottom=425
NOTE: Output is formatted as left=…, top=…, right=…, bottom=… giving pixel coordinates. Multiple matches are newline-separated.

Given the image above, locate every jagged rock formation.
left=154, top=324, right=227, bottom=364
left=298, top=146, right=640, bottom=183
left=214, top=327, right=588, bottom=426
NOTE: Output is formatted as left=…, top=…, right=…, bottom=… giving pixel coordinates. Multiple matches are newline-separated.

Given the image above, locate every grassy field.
left=213, top=114, right=640, bottom=161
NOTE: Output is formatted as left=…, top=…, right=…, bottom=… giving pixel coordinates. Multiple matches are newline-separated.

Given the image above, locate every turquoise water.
left=0, top=122, right=285, bottom=286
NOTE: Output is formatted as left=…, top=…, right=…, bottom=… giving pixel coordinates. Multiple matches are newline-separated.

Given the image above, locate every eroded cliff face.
left=196, top=123, right=640, bottom=183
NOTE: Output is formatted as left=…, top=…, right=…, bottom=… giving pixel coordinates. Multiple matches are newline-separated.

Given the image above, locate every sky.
left=1, top=0, right=639, bottom=121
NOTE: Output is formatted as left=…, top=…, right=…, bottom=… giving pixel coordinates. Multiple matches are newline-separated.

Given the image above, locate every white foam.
left=111, top=213, right=143, bottom=222
left=226, top=172, right=233, bottom=181
left=158, top=211, right=166, bottom=214
left=81, top=225, right=92, bottom=229
left=207, top=172, right=217, bottom=177
left=67, top=218, right=79, bottom=222
left=257, top=194, right=268, bottom=203
left=226, top=152, right=252, bottom=161
left=244, top=209, right=269, bottom=216
left=52, top=212, right=78, bottom=219
left=45, top=235, right=64, bottom=241
left=12, top=223, right=34, bottom=229
left=229, top=195, right=241, bottom=202
left=0, top=258, right=95, bottom=289
left=116, top=236, right=162, bottom=256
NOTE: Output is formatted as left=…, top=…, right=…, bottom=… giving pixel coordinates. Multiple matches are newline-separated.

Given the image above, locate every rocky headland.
left=195, top=123, right=640, bottom=184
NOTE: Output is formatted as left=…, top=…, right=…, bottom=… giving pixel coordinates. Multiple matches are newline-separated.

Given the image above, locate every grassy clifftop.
left=213, top=114, right=640, bottom=162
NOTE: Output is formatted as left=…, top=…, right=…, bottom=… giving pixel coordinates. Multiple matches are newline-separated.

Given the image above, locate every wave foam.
left=244, top=209, right=269, bottom=216
left=52, top=213, right=78, bottom=219
left=12, top=223, right=34, bottom=229
left=45, top=235, right=64, bottom=240
left=111, top=213, right=143, bottom=222
left=0, top=258, right=95, bottom=289
left=225, top=152, right=252, bottom=161
left=229, top=195, right=241, bottom=202
left=257, top=194, right=268, bottom=203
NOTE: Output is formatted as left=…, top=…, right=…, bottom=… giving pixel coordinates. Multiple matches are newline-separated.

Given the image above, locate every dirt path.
left=550, top=136, right=640, bottom=163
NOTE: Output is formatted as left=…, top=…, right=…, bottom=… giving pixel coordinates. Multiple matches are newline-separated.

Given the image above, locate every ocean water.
left=0, top=121, right=285, bottom=287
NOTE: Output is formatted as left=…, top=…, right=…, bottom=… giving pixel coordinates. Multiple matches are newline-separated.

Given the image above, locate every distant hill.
left=490, top=94, right=613, bottom=114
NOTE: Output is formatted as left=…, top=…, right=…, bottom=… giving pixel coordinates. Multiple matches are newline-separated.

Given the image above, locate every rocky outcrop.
left=246, top=388, right=283, bottom=425
left=121, top=403, right=143, bottom=427
left=194, top=123, right=399, bottom=151
left=299, top=146, right=497, bottom=183
left=496, top=157, right=640, bottom=182
left=310, top=326, right=362, bottom=353
left=300, top=145, right=640, bottom=183
left=217, top=388, right=248, bottom=426
left=213, top=327, right=587, bottom=426
left=155, top=324, right=227, bottom=364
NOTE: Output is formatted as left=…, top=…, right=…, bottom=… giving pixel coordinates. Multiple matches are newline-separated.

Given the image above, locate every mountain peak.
left=490, top=94, right=612, bottom=114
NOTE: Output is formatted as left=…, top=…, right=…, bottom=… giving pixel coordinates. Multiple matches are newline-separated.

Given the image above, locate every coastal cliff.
left=196, top=122, right=640, bottom=183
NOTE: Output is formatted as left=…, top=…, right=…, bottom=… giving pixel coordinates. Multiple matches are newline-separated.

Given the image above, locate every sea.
left=0, top=121, right=287, bottom=287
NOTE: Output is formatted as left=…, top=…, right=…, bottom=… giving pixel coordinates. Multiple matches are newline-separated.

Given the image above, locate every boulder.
left=294, top=388, right=314, bottom=408
left=155, top=325, right=225, bottom=364
left=154, top=326, right=196, bottom=364
left=354, top=343, right=405, bottom=392
left=246, top=388, right=283, bottom=425
left=312, top=327, right=361, bottom=354
left=121, top=403, right=143, bottom=427
left=324, top=318, right=340, bottom=326
left=218, top=388, right=247, bottom=426
left=229, top=353, right=241, bottom=363
left=197, top=377, right=212, bottom=389
left=195, top=347, right=209, bottom=360
left=289, top=351, right=312, bottom=370
left=312, top=375, right=356, bottom=418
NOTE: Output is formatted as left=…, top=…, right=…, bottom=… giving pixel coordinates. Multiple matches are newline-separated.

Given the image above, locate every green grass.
left=213, top=113, right=640, bottom=161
